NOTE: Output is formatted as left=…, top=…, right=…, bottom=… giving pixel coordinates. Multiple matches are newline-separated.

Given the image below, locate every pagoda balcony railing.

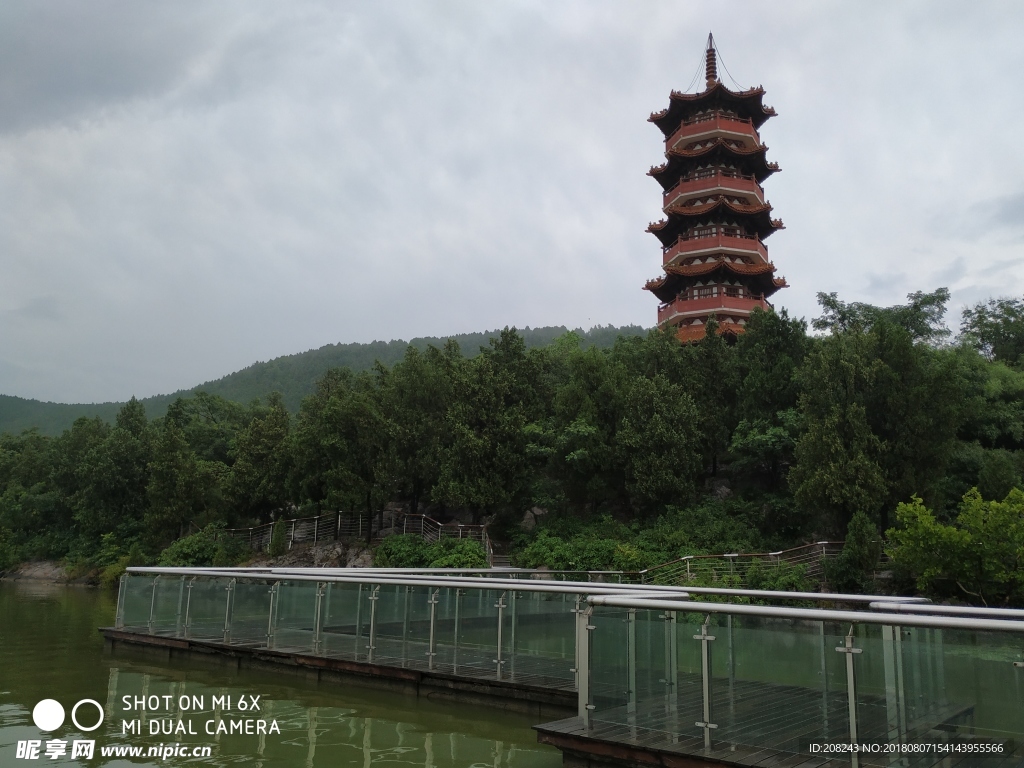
left=662, top=231, right=767, bottom=265
left=663, top=171, right=764, bottom=209
left=658, top=293, right=768, bottom=325
left=667, top=112, right=759, bottom=151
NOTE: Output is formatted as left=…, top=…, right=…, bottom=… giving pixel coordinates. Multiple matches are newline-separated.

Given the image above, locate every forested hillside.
left=0, top=324, right=645, bottom=436
left=1, top=290, right=1021, bottom=604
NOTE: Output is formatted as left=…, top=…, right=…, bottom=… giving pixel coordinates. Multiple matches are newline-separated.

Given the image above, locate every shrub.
left=824, top=511, right=882, bottom=593
left=157, top=525, right=221, bottom=567
left=0, top=527, right=17, bottom=572
left=268, top=519, right=287, bottom=557
left=374, top=534, right=430, bottom=567
left=427, top=538, right=488, bottom=568
left=373, top=534, right=488, bottom=568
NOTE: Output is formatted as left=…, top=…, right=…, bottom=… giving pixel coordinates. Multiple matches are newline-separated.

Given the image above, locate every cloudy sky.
left=2, top=2, right=1023, bottom=404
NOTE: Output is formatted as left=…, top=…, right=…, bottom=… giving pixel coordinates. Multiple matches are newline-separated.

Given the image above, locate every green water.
left=0, top=581, right=561, bottom=767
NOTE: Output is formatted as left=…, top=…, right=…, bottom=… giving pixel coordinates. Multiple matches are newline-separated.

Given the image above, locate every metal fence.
left=213, top=511, right=493, bottom=565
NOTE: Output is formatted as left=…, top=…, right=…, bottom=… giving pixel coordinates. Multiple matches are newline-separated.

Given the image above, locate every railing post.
left=575, top=599, right=594, bottom=729
left=836, top=625, right=863, bottom=768
left=627, top=608, right=637, bottom=725
left=266, top=582, right=279, bottom=650
left=183, top=578, right=194, bottom=639
left=401, top=585, right=411, bottom=666
left=223, top=578, right=235, bottom=644
left=313, top=582, right=326, bottom=655
left=354, top=584, right=363, bottom=658
left=819, top=621, right=829, bottom=735
left=115, top=573, right=128, bottom=630
left=147, top=575, right=161, bottom=635
left=508, top=591, right=517, bottom=680
left=453, top=588, right=463, bottom=675
left=694, top=615, right=717, bottom=751
left=367, top=585, right=380, bottom=663
left=427, top=589, right=439, bottom=671
left=494, top=591, right=507, bottom=680
left=174, top=575, right=186, bottom=637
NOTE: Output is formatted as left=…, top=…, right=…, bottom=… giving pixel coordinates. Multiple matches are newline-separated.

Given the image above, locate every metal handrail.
left=587, top=594, right=1024, bottom=633
left=869, top=601, right=1024, bottom=619
left=126, top=567, right=931, bottom=606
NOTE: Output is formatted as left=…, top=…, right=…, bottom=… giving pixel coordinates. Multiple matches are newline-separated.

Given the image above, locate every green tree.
left=376, top=344, right=455, bottom=515
left=73, top=398, right=152, bottom=544
left=146, top=416, right=222, bottom=545
left=617, top=374, right=701, bottom=513
left=813, top=287, right=951, bottom=343
left=789, top=330, right=887, bottom=533
left=887, top=489, right=1024, bottom=606
left=227, top=392, right=292, bottom=523
left=434, top=352, right=527, bottom=523
left=960, top=296, right=1024, bottom=366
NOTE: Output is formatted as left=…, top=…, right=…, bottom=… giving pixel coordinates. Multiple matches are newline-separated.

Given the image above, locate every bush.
left=373, top=534, right=488, bottom=568
left=824, top=511, right=882, bottom=593
left=268, top=519, right=287, bottom=557
left=157, top=525, right=221, bottom=567
left=213, top=536, right=250, bottom=567
left=374, top=534, right=430, bottom=567
left=99, top=542, right=150, bottom=589
left=427, top=538, right=488, bottom=568
left=0, top=527, right=17, bottom=572
left=511, top=501, right=768, bottom=572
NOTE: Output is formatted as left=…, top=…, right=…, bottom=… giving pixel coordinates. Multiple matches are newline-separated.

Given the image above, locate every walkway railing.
left=113, top=568, right=1024, bottom=767
left=214, top=511, right=493, bottom=564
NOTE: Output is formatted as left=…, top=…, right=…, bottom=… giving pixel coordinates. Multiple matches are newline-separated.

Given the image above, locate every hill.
left=0, top=324, right=647, bottom=436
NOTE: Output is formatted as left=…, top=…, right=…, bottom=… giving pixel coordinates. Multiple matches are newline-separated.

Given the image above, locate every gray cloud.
left=1, top=1, right=1024, bottom=402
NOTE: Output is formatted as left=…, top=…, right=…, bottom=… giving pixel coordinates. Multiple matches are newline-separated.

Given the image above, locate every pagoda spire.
left=705, top=33, right=718, bottom=89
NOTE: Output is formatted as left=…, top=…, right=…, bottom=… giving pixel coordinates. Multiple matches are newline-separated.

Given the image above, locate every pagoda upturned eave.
left=647, top=199, right=784, bottom=246
left=649, top=141, right=780, bottom=189
left=649, top=81, right=776, bottom=137
left=644, top=265, right=788, bottom=303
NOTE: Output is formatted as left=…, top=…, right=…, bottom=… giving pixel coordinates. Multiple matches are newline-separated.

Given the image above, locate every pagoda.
left=644, top=34, right=787, bottom=342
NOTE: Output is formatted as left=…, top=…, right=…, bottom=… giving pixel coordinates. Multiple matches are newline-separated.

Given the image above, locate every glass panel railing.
left=587, top=607, right=1024, bottom=766
left=228, top=578, right=272, bottom=647
left=183, top=577, right=230, bottom=642
left=274, top=580, right=318, bottom=653
left=149, top=575, right=187, bottom=636
left=321, top=582, right=365, bottom=661
left=505, top=591, right=576, bottom=689
left=120, top=573, right=158, bottom=631
left=453, top=588, right=500, bottom=680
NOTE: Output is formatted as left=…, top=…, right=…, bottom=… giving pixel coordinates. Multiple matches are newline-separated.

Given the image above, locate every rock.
left=346, top=548, right=373, bottom=568
left=521, top=510, right=536, bottom=530
left=705, top=478, right=732, bottom=500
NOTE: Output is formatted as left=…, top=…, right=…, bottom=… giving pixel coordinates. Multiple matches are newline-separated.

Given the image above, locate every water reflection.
left=0, top=582, right=559, bottom=767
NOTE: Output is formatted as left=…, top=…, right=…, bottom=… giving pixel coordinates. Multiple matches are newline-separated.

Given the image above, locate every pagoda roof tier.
left=649, top=140, right=779, bottom=190
left=650, top=81, right=776, bottom=137
left=657, top=293, right=771, bottom=327
left=647, top=199, right=784, bottom=247
left=676, top=319, right=747, bottom=343
left=644, top=260, right=787, bottom=302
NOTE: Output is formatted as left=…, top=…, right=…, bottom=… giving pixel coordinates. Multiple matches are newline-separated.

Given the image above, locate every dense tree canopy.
left=0, top=289, right=1021, bottom=606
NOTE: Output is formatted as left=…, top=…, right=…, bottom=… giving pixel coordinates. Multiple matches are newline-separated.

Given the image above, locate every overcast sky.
left=2, top=2, right=1023, bottom=404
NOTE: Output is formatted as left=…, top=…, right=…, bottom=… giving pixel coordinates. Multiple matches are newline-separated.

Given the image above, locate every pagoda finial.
left=705, top=32, right=718, bottom=89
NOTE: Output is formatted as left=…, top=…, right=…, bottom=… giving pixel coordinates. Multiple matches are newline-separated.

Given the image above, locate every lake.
left=0, top=580, right=561, bottom=767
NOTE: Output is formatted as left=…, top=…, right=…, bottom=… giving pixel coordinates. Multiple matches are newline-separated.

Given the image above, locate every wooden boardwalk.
left=536, top=673, right=1018, bottom=768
